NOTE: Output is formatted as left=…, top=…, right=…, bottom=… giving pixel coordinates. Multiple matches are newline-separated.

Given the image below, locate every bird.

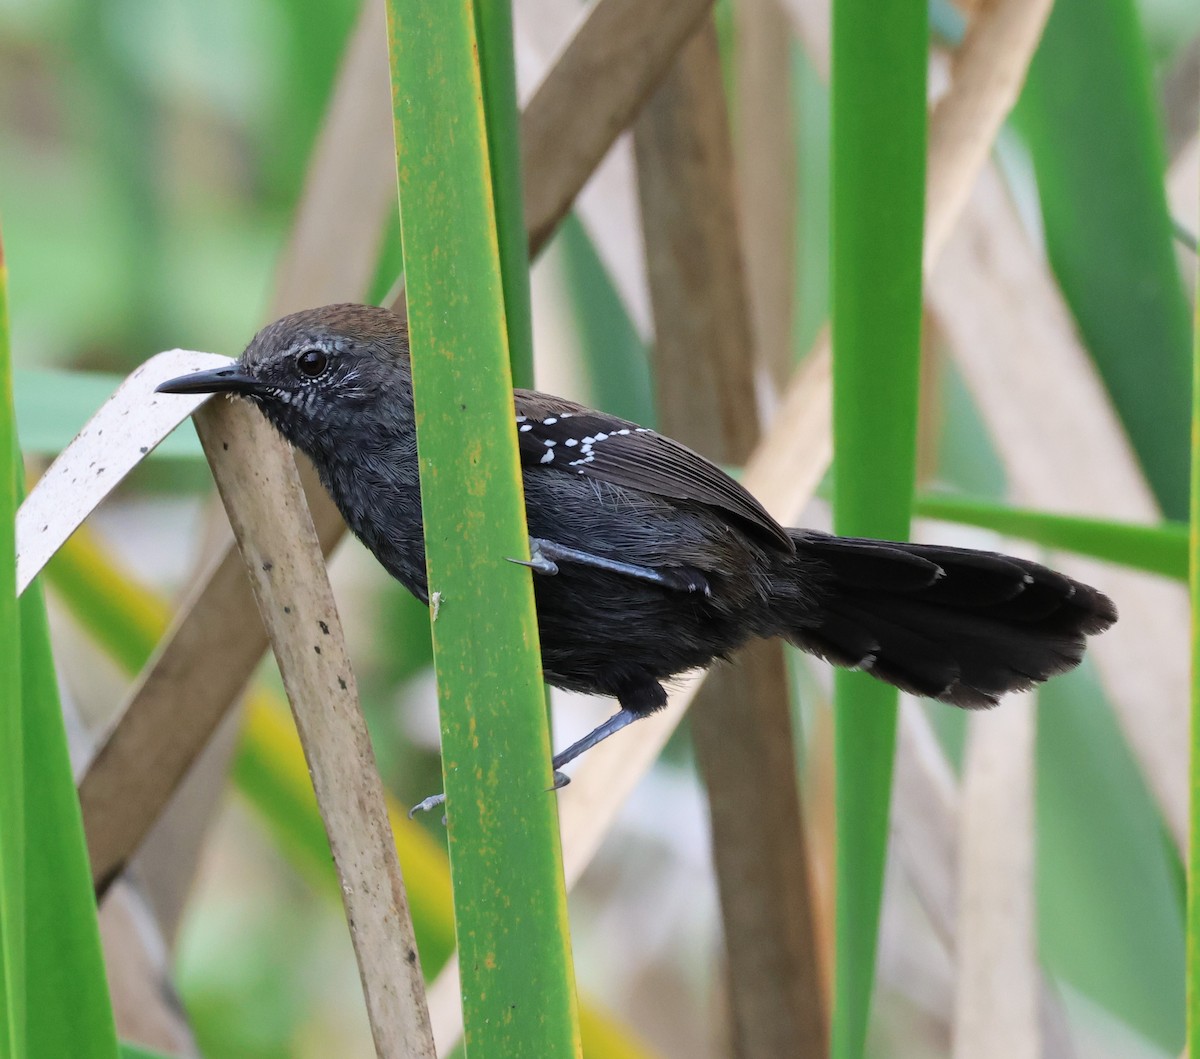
left=158, top=302, right=1118, bottom=786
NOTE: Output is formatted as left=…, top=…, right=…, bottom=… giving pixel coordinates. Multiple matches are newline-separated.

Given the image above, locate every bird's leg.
left=552, top=680, right=666, bottom=786
left=548, top=708, right=639, bottom=789
left=509, top=537, right=711, bottom=596
left=409, top=682, right=666, bottom=816
left=408, top=706, right=654, bottom=816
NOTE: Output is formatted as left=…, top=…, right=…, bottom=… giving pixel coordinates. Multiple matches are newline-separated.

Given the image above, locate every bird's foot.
left=408, top=791, right=447, bottom=823
left=507, top=539, right=559, bottom=575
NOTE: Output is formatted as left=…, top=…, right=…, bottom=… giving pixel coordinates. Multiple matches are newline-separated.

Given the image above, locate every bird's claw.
left=549, top=770, right=571, bottom=792
left=408, top=791, right=447, bottom=819
left=507, top=543, right=559, bottom=575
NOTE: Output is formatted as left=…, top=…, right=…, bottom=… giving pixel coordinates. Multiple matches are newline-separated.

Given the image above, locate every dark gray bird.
left=159, top=303, right=1117, bottom=778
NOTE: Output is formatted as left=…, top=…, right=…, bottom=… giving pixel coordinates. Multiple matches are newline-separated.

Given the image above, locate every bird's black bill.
left=156, top=365, right=262, bottom=397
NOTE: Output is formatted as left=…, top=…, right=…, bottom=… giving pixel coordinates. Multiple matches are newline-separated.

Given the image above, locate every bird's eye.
left=296, top=348, right=329, bottom=379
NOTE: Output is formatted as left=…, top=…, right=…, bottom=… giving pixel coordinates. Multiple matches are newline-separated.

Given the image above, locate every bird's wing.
left=513, top=390, right=793, bottom=553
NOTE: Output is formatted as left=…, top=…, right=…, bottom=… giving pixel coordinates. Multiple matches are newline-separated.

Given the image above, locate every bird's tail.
left=771, top=531, right=1118, bottom=708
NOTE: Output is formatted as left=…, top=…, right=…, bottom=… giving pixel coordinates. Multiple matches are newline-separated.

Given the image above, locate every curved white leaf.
left=16, top=349, right=231, bottom=594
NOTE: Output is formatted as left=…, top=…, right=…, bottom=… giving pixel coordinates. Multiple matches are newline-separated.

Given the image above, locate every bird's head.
left=157, top=303, right=412, bottom=451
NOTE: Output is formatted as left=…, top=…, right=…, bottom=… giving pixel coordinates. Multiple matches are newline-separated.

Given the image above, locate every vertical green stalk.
left=1187, top=138, right=1200, bottom=1059
left=385, top=4, right=580, bottom=1057
left=20, top=570, right=118, bottom=1057
left=0, top=230, right=26, bottom=1059
left=1, top=230, right=118, bottom=1057
left=474, top=0, right=534, bottom=389
left=829, top=3, right=927, bottom=1058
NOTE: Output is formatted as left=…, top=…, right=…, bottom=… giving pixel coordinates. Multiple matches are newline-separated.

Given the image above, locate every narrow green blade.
left=1039, top=666, right=1184, bottom=1050
left=20, top=577, right=119, bottom=1057
left=1187, top=130, right=1200, bottom=1059
left=2, top=231, right=118, bottom=1056
left=119, top=1045, right=174, bottom=1059
left=1017, top=0, right=1192, bottom=519
left=829, top=2, right=926, bottom=1057
left=475, top=0, right=533, bottom=389
left=558, top=216, right=655, bottom=427
left=385, top=2, right=581, bottom=1055
left=0, top=223, right=27, bottom=1059
left=916, top=493, right=1188, bottom=582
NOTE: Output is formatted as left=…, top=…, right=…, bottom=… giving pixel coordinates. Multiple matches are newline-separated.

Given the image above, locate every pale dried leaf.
left=924, top=0, right=1054, bottom=272
left=952, top=699, right=1038, bottom=1059
left=99, top=879, right=199, bottom=1057
left=16, top=350, right=231, bottom=594
left=893, top=700, right=1076, bottom=1057
left=778, top=0, right=830, bottom=83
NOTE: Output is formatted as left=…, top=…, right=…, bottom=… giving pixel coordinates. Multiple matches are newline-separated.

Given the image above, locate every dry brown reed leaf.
left=635, top=20, right=827, bottom=1055
left=515, top=1, right=652, bottom=338
left=634, top=25, right=761, bottom=464
left=521, top=0, right=717, bottom=253
left=79, top=464, right=344, bottom=892
left=194, top=396, right=435, bottom=1058
left=269, top=0, right=395, bottom=317
left=734, top=0, right=798, bottom=388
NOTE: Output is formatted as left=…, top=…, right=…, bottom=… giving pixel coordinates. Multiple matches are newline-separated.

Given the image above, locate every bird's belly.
left=529, top=565, right=750, bottom=699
